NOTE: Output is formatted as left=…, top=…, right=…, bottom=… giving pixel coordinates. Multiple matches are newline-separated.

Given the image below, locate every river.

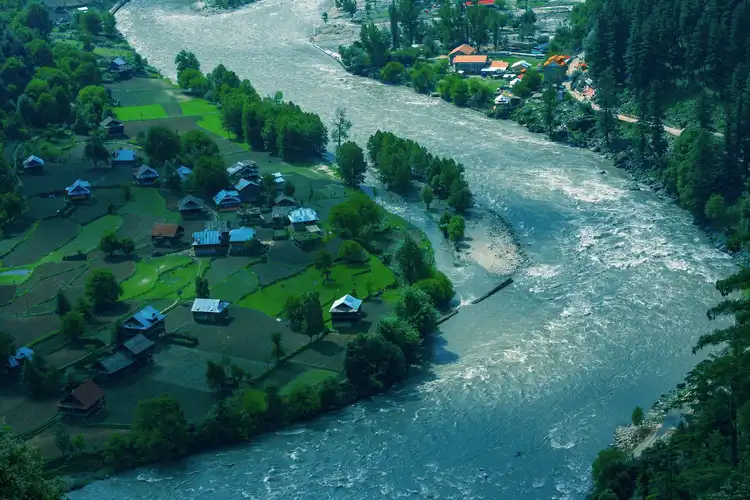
left=70, top=0, right=735, bottom=498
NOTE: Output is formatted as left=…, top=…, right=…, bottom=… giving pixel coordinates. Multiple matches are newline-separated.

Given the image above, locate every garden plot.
left=119, top=255, right=192, bottom=300
left=0, top=285, right=16, bottom=305
left=2, top=218, right=79, bottom=267
left=0, top=386, right=58, bottom=435
left=211, top=269, right=258, bottom=302
left=27, top=196, right=65, bottom=220
left=0, top=223, right=37, bottom=257
left=204, top=257, right=251, bottom=285
left=252, top=262, right=304, bottom=286
left=106, top=78, right=181, bottom=108
left=69, top=189, right=128, bottom=225
left=287, top=337, right=347, bottom=373
left=0, top=314, right=60, bottom=346
left=42, top=215, right=123, bottom=263
left=140, top=261, right=198, bottom=301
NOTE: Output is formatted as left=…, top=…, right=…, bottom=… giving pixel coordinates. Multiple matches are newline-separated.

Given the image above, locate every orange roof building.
left=449, top=44, right=476, bottom=57
left=544, top=54, right=571, bottom=67
left=453, top=55, right=488, bottom=64
left=490, top=60, right=509, bottom=70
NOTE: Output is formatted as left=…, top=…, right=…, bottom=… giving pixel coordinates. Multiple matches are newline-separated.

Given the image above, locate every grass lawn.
left=119, top=188, right=177, bottom=222
left=93, top=46, right=130, bottom=58
left=42, top=215, right=123, bottom=264
left=179, top=99, right=218, bottom=116
left=239, top=256, right=396, bottom=317
left=280, top=368, right=340, bottom=396
left=196, top=114, right=248, bottom=150
left=114, top=104, right=169, bottom=122
left=142, top=261, right=199, bottom=300
left=120, top=255, right=192, bottom=300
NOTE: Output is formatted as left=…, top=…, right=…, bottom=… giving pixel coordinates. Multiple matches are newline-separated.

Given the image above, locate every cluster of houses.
left=446, top=44, right=572, bottom=91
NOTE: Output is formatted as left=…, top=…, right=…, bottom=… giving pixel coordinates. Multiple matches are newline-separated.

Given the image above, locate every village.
left=0, top=54, right=414, bottom=457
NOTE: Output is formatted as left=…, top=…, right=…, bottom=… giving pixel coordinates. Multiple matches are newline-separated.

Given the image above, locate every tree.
left=541, top=85, right=558, bottom=139
left=80, top=10, right=102, bottom=34
left=133, top=395, right=189, bottom=462
left=415, top=271, right=455, bottom=305
left=98, top=231, right=119, bottom=256
left=396, top=286, right=438, bottom=337
left=60, top=311, right=85, bottom=341
left=344, top=333, right=406, bottom=393
left=85, top=268, right=122, bottom=311
left=450, top=79, right=469, bottom=106
left=631, top=406, right=644, bottom=427
left=0, top=424, right=65, bottom=499
left=322, top=12, right=328, bottom=24
left=421, top=186, right=434, bottom=209
left=338, top=240, right=365, bottom=263
left=388, top=1, right=400, bottom=48
left=177, top=68, right=209, bottom=95
left=336, top=141, right=367, bottom=187
left=284, top=181, right=296, bottom=197
left=181, top=129, right=219, bottom=160
left=195, top=275, right=209, bottom=298
left=447, top=215, right=465, bottom=243
left=395, top=233, right=430, bottom=283
left=315, top=251, right=334, bottom=281
left=705, top=193, right=726, bottom=222
left=380, top=61, right=405, bottom=84
left=329, top=201, right=363, bottom=238
left=271, top=332, right=285, bottom=362
left=54, top=424, right=72, bottom=456
left=330, top=107, right=352, bottom=147
left=301, top=292, right=324, bottom=341
left=53, top=290, right=71, bottom=317
left=144, top=125, right=181, bottom=165
left=84, top=130, right=109, bottom=168
left=175, top=50, right=200, bottom=74
left=376, top=315, right=421, bottom=365
left=71, top=434, right=86, bottom=454
left=205, top=360, right=226, bottom=392
left=0, top=331, right=14, bottom=376
left=596, top=66, right=617, bottom=145
left=119, top=237, right=135, bottom=255
left=191, top=155, right=229, bottom=197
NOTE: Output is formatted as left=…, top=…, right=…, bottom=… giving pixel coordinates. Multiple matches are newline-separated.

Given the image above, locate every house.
left=23, top=155, right=44, bottom=173
left=133, top=165, right=159, bottom=185
left=234, top=178, right=260, bottom=202
left=329, top=294, right=363, bottom=322
left=543, top=55, right=570, bottom=84
left=511, top=60, right=532, bottom=72
left=111, top=148, right=136, bottom=166
left=228, top=226, right=257, bottom=255
left=177, top=166, right=192, bottom=181
left=213, top=189, right=242, bottom=211
left=192, top=229, right=224, bottom=256
left=121, top=333, right=155, bottom=361
left=101, top=117, right=125, bottom=137
left=151, top=223, right=184, bottom=247
left=490, top=60, right=509, bottom=73
left=448, top=44, right=476, bottom=62
left=272, top=172, right=286, bottom=190
left=237, top=207, right=264, bottom=226
left=227, top=161, right=259, bottom=181
left=109, top=57, right=129, bottom=73
left=177, top=195, right=204, bottom=216
left=66, top=179, right=92, bottom=201
left=121, top=305, right=166, bottom=338
left=96, top=351, right=134, bottom=377
left=274, top=194, right=298, bottom=207
left=288, top=207, right=319, bottom=230
left=7, top=347, right=33, bottom=369
left=464, top=0, right=495, bottom=5
left=453, top=55, right=489, bottom=74
left=191, top=298, right=230, bottom=323
left=57, top=380, right=105, bottom=418
left=272, top=194, right=298, bottom=223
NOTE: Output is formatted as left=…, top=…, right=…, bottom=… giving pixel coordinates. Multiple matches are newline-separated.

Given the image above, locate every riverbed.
left=70, top=0, right=736, bottom=498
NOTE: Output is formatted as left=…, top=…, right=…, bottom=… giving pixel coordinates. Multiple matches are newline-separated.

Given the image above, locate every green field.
left=280, top=369, right=340, bottom=396
left=114, top=104, right=169, bottom=121
left=142, top=262, right=199, bottom=300
left=238, top=257, right=396, bottom=317
left=0, top=265, right=34, bottom=286
left=94, top=47, right=130, bottom=58
left=196, top=114, right=248, bottom=150
left=179, top=99, right=218, bottom=116
left=119, top=188, right=177, bottom=222
left=42, top=215, right=123, bottom=264
left=120, top=256, right=193, bottom=300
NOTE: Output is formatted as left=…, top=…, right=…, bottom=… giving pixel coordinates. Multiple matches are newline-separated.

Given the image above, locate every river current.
left=70, top=1, right=736, bottom=498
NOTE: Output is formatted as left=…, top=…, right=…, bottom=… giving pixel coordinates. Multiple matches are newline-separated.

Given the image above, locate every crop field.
left=179, top=98, right=218, bottom=116
left=120, top=255, right=193, bottom=300
left=211, top=269, right=259, bottom=302
left=114, top=104, right=169, bottom=121
left=2, top=218, right=80, bottom=267
left=43, top=215, right=123, bottom=263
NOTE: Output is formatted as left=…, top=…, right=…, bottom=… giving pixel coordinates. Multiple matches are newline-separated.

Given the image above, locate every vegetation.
left=85, top=268, right=123, bottom=311
left=60, top=311, right=85, bottom=341
left=0, top=424, right=65, bottom=499
left=336, top=141, right=367, bottom=188
left=367, top=131, right=472, bottom=212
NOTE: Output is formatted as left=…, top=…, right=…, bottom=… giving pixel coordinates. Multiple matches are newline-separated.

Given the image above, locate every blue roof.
left=135, top=165, right=159, bottom=179
left=124, top=305, right=165, bottom=331
left=177, top=166, right=192, bottom=179
left=234, top=178, right=259, bottom=191
left=113, top=57, right=126, bottom=66
left=66, top=179, right=91, bottom=195
left=288, top=207, right=318, bottom=224
left=192, top=229, right=222, bottom=246
left=23, top=155, right=44, bottom=167
left=213, top=189, right=241, bottom=205
left=229, top=227, right=256, bottom=243
left=7, top=347, right=34, bottom=368
left=330, top=294, right=363, bottom=313
left=113, top=149, right=136, bottom=162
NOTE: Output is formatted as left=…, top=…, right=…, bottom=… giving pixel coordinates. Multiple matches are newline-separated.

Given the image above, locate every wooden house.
left=288, top=207, right=319, bottom=231
left=22, top=155, right=44, bottom=173
left=213, top=189, right=242, bottom=211
left=177, top=195, right=204, bottom=217
left=101, top=117, right=125, bottom=137
left=234, top=178, right=260, bottom=202
left=191, top=298, right=230, bottom=323
left=121, top=305, right=166, bottom=338
left=192, top=229, right=224, bottom=256
left=133, top=165, right=159, bottom=185
left=228, top=226, right=257, bottom=255
left=121, top=333, right=155, bottom=361
left=57, top=380, right=105, bottom=418
left=227, top=161, right=259, bottom=181
left=151, top=223, right=184, bottom=247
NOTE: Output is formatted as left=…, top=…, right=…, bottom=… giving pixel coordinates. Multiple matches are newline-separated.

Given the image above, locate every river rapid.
left=70, top=1, right=736, bottom=498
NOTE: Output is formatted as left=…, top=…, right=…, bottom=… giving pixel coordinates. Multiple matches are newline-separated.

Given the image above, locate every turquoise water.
left=70, top=1, right=736, bottom=498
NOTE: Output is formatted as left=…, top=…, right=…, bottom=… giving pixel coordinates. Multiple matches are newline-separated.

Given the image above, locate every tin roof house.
left=121, top=305, right=166, bottom=338
left=23, top=155, right=44, bottom=173
left=191, top=298, right=230, bottom=323
left=133, top=165, right=159, bottom=185
left=214, top=189, right=242, bottom=211
left=66, top=179, right=91, bottom=201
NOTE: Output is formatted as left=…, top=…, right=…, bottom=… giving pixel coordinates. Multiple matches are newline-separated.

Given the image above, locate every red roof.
left=465, top=0, right=495, bottom=5
left=453, top=55, right=488, bottom=64
left=151, top=223, right=182, bottom=238
left=491, top=60, right=509, bottom=70
left=449, top=44, right=476, bottom=56
left=70, top=380, right=105, bottom=408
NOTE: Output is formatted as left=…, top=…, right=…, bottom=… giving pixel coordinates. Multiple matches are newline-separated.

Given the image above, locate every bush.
left=338, top=240, right=365, bottom=263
